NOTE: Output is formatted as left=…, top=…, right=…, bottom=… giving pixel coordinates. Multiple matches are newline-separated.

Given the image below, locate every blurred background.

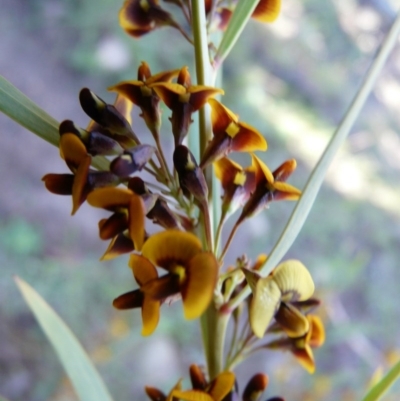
left=1, top=0, right=400, bottom=400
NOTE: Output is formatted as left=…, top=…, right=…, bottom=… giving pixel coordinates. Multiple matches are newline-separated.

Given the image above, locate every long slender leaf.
left=214, top=0, right=259, bottom=67
left=362, top=360, right=400, bottom=401
left=229, top=8, right=400, bottom=309
left=0, top=75, right=59, bottom=146
left=15, top=277, right=114, bottom=401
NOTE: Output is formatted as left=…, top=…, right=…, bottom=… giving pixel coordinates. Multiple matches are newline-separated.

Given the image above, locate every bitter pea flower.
left=200, top=99, right=267, bottom=168
left=152, top=66, right=224, bottom=146
left=243, top=259, right=315, bottom=338
left=138, top=230, right=218, bottom=320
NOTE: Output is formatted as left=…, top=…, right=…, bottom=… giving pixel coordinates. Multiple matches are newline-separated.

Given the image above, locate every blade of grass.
left=214, top=0, right=259, bottom=68
left=361, top=359, right=400, bottom=401
left=15, top=277, right=114, bottom=401
left=228, top=8, right=400, bottom=310
left=0, top=75, right=59, bottom=146
left=0, top=75, right=109, bottom=170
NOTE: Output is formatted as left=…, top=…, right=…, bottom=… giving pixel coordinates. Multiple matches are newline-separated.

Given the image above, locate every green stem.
left=202, top=306, right=230, bottom=380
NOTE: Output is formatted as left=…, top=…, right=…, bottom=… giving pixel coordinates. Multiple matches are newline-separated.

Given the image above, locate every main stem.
left=191, top=0, right=226, bottom=379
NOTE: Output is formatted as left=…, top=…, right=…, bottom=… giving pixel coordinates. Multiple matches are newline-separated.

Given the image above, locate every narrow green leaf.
left=362, top=359, right=400, bottom=401
left=228, top=8, right=400, bottom=310
left=0, top=75, right=59, bottom=146
left=214, top=0, right=259, bottom=67
left=15, top=277, right=114, bottom=401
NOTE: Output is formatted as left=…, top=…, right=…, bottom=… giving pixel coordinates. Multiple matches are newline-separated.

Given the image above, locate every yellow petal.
left=208, top=372, right=235, bottom=401
left=171, top=390, right=213, bottom=401
left=251, top=154, right=274, bottom=184
left=129, top=194, right=145, bottom=251
left=60, top=133, right=87, bottom=169
left=141, top=295, right=160, bottom=336
left=292, top=344, right=315, bottom=374
left=250, top=277, right=281, bottom=338
left=129, top=254, right=158, bottom=285
left=272, top=182, right=302, bottom=201
left=142, top=230, right=202, bottom=269
left=252, top=0, right=281, bottom=23
left=181, top=253, right=218, bottom=320
left=307, top=315, right=325, bottom=347
left=272, top=260, right=315, bottom=302
left=87, top=187, right=133, bottom=210
left=71, top=155, right=91, bottom=215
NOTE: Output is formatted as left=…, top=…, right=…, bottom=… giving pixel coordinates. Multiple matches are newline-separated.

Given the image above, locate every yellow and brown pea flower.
left=43, top=88, right=142, bottom=214
left=214, top=157, right=256, bottom=222
left=86, top=186, right=146, bottom=252
left=264, top=314, right=325, bottom=374
left=109, top=62, right=179, bottom=139
left=152, top=66, right=224, bottom=146
left=113, top=231, right=218, bottom=335
left=43, top=126, right=122, bottom=215
left=206, top=0, right=281, bottom=31
left=236, top=155, right=301, bottom=225
left=119, top=0, right=181, bottom=38
left=200, top=99, right=267, bottom=168
left=145, top=365, right=284, bottom=401
left=243, top=259, right=315, bottom=338
left=113, top=253, right=161, bottom=336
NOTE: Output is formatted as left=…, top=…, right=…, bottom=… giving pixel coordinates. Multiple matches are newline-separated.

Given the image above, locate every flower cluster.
left=42, top=0, right=325, bottom=398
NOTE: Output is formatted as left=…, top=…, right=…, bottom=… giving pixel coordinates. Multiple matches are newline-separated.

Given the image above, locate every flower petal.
left=231, top=122, right=267, bottom=152
left=242, top=373, right=269, bottom=401
left=129, top=253, right=158, bottom=285
left=71, top=155, right=91, bottom=215
left=113, top=289, right=143, bottom=309
left=59, top=133, right=87, bottom=170
left=129, top=194, right=146, bottom=251
left=292, top=344, right=315, bottom=374
left=208, top=371, right=236, bottom=401
left=100, top=232, right=134, bottom=260
left=42, top=174, right=74, bottom=195
left=213, top=157, right=243, bottom=188
left=188, top=86, right=224, bottom=111
left=98, top=213, right=128, bottom=240
left=273, top=159, right=297, bottom=182
left=181, top=252, right=218, bottom=319
left=171, top=390, right=213, bottom=401
left=307, top=315, right=325, bottom=348
left=272, top=260, right=315, bottom=302
left=252, top=0, right=281, bottom=23
left=141, top=274, right=181, bottom=300
left=87, top=187, right=133, bottom=210
left=208, top=99, right=239, bottom=134
left=142, top=230, right=202, bottom=269
left=250, top=277, right=281, bottom=338
left=251, top=154, right=274, bottom=184
left=141, top=294, right=160, bottom=336
left=274, top=302, right=310, bottom=338
left=272, top=182, right=301, bottom=201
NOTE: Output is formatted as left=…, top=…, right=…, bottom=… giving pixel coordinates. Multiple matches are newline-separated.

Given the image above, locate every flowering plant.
left=1, top=1, right=400, bottom=400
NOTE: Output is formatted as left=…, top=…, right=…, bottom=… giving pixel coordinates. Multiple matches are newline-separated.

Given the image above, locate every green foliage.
left=15, top=277, right=115, bottom=401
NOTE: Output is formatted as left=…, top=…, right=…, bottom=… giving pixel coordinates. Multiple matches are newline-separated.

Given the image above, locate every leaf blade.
left=361, top=360, right=400, bottom=401
left=15, top=276, right=114, bottom=401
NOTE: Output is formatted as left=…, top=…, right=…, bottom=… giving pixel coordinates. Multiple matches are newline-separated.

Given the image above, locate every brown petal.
left=100, top=232, right=134, bottom=260
left=42, top=174, right=74, bottom=195
left=113, top=289, right=143, bottom=309
left=242, top=373, right=269, bottom=401
left=98, top=213, right=128, bottom=240
left=274, top=302, right=310, bottom=338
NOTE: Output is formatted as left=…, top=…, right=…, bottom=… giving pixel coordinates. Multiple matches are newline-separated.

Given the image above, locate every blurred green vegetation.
left=2, top=0, right=400, bottom=400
